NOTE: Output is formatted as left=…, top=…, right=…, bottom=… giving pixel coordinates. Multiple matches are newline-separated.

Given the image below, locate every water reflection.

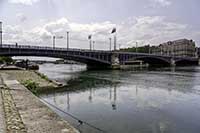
left=88, top=88, right=93, bottom=103
left=67, top=92, right=70, bottom=111
left=111, top=85, right=117, bottom=110
left=39, top=64, right=200, bottom=133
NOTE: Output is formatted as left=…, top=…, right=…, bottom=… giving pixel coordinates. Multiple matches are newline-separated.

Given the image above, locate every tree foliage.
left=0, top=56, right=13, bottom=64
left=120, top=45, right=151, bottom=53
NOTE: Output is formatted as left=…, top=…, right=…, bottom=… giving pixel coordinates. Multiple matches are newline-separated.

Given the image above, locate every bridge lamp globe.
left=88, top=34, right=92, bottom=39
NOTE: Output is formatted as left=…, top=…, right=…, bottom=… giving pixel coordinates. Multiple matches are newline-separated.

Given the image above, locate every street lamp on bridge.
left=88, top=35, right=92, bottom=50
left=109, top=38, right=112, bottom=51
left=53, top=36, right=55, bottom=49
left=52, top=35, right=64, bottom=49
left=93, top=41, right=95, bottom=50
left=148, top=44, right=151, bottom=54
left=135, top=41, right=138, bottom=53
left=66, top=31, right=69, bottom=49
left=0, top=21, right=2, bottom=47
left=111, top=27, right=117, bottom=51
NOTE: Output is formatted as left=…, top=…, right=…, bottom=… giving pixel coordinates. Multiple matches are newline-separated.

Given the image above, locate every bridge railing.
left=1, top=44, right=197, bottom=60
left=0, top=44, right=110, bottom=53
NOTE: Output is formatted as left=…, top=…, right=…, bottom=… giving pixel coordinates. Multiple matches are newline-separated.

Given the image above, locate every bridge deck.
left=0, top=44, right=198, bottom=68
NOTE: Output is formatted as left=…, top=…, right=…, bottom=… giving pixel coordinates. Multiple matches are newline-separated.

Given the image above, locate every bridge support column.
left=170, top=58, right=176, bottom=67
left=111, top=53, right=120, bottom=69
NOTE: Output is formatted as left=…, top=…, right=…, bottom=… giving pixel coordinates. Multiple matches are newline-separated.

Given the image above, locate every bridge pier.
left=170, top=58, right=176, bottom=67
left=111, top=53, right=120, bottom=69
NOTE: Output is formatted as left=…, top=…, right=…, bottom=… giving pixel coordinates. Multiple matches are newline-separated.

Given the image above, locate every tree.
left=0, top=56, right=13, bottom=64
left=120, top=45, right=151, bottom=53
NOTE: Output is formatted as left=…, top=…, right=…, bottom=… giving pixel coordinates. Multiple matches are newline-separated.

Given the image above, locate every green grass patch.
left=23, top=79, right=39, bottom=95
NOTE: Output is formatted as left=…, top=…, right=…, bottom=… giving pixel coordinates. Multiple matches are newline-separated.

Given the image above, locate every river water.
left=39, top=63, right=200, bottom=133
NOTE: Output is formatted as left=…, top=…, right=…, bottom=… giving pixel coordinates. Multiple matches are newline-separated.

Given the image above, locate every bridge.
left=0, top=44, right=199, bottom=69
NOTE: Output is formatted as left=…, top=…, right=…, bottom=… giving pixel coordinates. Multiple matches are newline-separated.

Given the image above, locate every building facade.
left=152, top=39, right=196, bottom=57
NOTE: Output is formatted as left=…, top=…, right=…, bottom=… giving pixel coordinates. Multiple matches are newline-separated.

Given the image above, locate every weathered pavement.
left=0, top=73, right=79, bottom=133
left=0, top=77, right=6, bottom=133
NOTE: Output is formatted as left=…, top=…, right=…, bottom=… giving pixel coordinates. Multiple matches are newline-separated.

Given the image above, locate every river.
left=39, top=63, right=200, bottom=133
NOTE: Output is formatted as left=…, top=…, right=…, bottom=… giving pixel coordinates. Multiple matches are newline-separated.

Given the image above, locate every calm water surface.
left=39, top=63, right=200, bottom=133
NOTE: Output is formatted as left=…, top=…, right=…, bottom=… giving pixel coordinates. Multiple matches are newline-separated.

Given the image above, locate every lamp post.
left=53, top=36, right=55, bottom=49
left=53, top=36, right=56, bottom=49
left=109, top=38, right=112, bottom=51
left=136, top=42, right=138, bottom=53
left=66, top=31, right=69, bottom=49
left=88, top=35, right=92, bottom=50
left=148, top=44, right=151, bottom=54
left=93, top=41, right=95, bottom=50
left=111, top=28, right=116, bottom=51
left=0, top=22, right=2, bottom=47
left=114, top=35, right=117, bottom=51
left=52, top=35, right=64, bottom=49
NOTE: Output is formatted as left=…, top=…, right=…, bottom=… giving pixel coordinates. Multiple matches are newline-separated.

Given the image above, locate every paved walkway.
left=0, top=73, right=79, bottom=133
left=0, top=77, right=6, bottom=133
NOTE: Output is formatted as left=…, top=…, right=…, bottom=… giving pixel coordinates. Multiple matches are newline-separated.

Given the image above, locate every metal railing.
left=0, top=44, right=197, bottom=60
left=0, top=44, right=110, bottom=53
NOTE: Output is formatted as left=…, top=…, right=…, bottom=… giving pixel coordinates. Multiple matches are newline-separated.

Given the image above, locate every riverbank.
left=1, top=70, right=58, bottom=88
left=0, top=70, right=79, bottom=133
left=0, top=77, right=6, bottom=133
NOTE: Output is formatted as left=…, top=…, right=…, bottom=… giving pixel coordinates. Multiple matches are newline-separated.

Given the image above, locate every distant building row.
left=151, top=39, right=197, bottom=57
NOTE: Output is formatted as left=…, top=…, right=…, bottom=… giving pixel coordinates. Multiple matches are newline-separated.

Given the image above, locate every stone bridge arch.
left=0, top=50, right=112, bottom=69
left=126, top=56, right=171, bottom=66
left=175, top=58, right=198, bottom=66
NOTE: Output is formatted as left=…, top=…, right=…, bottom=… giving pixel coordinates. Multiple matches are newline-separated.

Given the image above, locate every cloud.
left=3, top=16, right=200, bottom=49
left=2, top=18, right=116, bottom=49
left=9, top=0, right=40, bottom=5
left=149, top=0, right=171, bottom=7
left=118, top=16, right=188, bottom=47
left=16, top=13, right=27, bottom=22
left=35, top=18, right=116, bottom=42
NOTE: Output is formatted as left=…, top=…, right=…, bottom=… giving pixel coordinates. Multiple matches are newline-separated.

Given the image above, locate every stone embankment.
left=1, top=87, right=27, bottom=132
left=0, top=77, right=6, bottom=133
left=2, top=70, right=58, bottom=88
left=0, top=71, right=79, bottom=133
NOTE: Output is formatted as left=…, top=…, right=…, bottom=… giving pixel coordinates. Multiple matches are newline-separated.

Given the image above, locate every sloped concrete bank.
left=1, top=87, right=27, bottom=132
left=0, top=72, right=79, bottom=133
left=0, top=78, right=6, bottom=133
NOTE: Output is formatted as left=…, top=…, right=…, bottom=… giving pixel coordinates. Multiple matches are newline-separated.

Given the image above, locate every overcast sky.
left=0, top=0, right=200, bottom=49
